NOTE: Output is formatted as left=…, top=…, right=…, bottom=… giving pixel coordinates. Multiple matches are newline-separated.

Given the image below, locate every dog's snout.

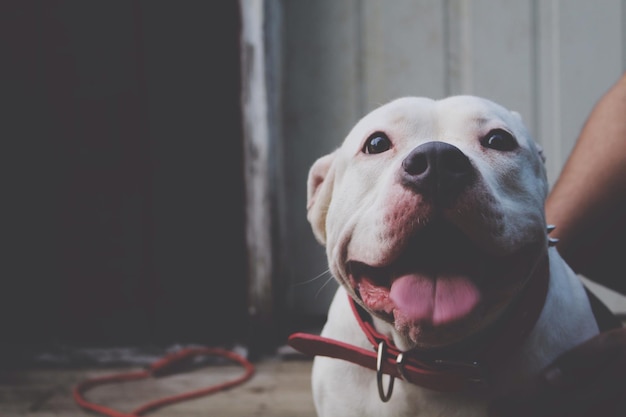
left=401, top=141, right=474, bottom=206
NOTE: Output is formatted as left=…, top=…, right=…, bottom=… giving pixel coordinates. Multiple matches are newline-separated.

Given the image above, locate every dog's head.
left=307, top=96, right=549, bottom=349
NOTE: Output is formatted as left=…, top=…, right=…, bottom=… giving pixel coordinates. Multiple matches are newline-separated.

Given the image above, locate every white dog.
left=289, top=96, right=599, bottom=417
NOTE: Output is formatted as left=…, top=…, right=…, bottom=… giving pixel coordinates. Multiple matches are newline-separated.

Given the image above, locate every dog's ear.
left=307, top=151, right=337, bottom=245
left=535, top=143, right=546, bottom=163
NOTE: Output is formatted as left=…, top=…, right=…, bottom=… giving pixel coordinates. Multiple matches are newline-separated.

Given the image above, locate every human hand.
left=488, top=327, right=626, bottom=417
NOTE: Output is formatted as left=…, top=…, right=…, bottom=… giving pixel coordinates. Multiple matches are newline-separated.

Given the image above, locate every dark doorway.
left=2, top=0, right=248, bottom=356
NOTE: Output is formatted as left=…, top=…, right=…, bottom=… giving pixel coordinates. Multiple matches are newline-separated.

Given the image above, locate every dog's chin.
left=346, top=222, right=544, bottom=349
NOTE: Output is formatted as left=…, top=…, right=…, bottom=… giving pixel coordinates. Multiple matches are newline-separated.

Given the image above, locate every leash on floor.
left=73, top=346, right=255, bottom=417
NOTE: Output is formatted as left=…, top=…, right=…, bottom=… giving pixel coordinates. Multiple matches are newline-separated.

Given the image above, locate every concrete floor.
left=0, top=357, right=317, bottom=417
left=3, top=298, right=623, bottom=417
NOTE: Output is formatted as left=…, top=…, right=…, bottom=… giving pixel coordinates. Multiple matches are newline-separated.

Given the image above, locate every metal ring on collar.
left=376, top=341, right=395, bottom=402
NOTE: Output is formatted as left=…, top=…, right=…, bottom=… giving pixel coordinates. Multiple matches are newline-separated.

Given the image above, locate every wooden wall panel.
left=278, top=0, right=626, bottom=316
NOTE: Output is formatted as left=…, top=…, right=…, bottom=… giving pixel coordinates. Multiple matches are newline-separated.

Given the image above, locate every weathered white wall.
left=275, top=0, right=626, bottom=315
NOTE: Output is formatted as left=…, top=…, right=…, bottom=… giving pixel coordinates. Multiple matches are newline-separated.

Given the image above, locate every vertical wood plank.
left=361, top=0, right=447, bottom=106
left=240, top=0, right=274, bottom=331
left=537, top=0, right=624, bottom=184
left=454, top=0, right=536, bottom=133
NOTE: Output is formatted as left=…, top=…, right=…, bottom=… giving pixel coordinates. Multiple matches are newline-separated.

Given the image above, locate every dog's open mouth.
left=347, top=222, right=536, bottom=334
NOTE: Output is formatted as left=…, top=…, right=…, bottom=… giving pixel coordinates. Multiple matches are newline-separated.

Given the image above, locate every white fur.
left=306, top=96, right=599, bottom=417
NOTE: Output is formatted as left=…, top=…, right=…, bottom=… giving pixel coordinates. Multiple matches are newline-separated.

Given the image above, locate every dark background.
left=2, top=0, right=249, bottom=355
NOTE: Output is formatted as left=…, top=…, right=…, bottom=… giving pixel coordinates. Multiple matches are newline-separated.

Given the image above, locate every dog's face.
left=307, top=96, right=549, bottom=349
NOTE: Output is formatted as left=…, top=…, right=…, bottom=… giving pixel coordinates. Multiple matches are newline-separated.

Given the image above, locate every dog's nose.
left=401, top=141, right=474, bottom=207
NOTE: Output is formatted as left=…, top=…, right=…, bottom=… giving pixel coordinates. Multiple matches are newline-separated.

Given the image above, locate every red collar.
left=288, top=253, right=549, bottom=394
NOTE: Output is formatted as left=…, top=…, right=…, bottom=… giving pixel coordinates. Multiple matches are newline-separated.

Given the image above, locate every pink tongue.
left=389, top=273, right=480, bottom=326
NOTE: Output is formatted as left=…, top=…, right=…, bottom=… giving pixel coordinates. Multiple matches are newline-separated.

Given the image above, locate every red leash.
left=73, top=346, right=255, bottom=417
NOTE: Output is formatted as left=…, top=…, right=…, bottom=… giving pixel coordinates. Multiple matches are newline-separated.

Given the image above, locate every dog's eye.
left=480, top=129, right=518, bottom=151
left=363, top=132, right=392, bottom=154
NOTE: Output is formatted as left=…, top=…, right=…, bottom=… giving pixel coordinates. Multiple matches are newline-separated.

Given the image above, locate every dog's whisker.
left=292, top=269, right=332, bottom=287
left=314, top=274, right=337, bottom=299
